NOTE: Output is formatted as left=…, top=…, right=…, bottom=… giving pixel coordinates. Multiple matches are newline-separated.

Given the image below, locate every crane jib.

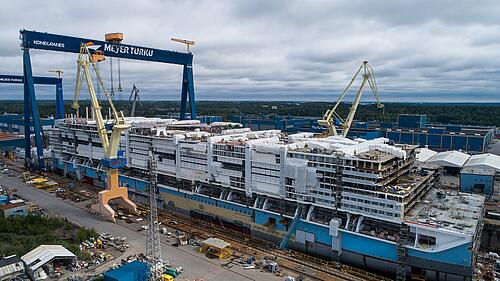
left=20, top=30, right=193, bottom=65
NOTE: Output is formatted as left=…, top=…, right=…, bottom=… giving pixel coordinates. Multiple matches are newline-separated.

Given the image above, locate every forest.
left=1, top=100, right=499, bottom=126
left=0, top=215, right=97, bottom=258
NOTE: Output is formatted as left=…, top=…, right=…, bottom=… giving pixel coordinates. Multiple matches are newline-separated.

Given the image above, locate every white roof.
left=0, top=256, right=24, bottom=278
left=202, top=237, right=230, bottom=249
left=463, top=153, right=500, bottom=172
left=425, top=150, right=470, bottom=168
left=416, top=147, right=438, bottom=162
left=21, top=245, right=75, bottom=271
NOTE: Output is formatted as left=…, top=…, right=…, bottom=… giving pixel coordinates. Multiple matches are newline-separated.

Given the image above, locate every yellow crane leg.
left=90, top=169, right=137, bottom=222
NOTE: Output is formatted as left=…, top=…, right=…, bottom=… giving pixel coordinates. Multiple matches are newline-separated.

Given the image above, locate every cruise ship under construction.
left=48, top=117, right=485, bottom=281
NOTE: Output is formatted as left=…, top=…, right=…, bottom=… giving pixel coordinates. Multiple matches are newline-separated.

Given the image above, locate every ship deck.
left=406, top=188, right=484, bottom=236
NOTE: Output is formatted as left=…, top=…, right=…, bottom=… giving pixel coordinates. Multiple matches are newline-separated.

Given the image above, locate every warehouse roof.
left=21, top=245, right=75, bottom=271
left=463, top=153, right=500, bottom=172
left=0, top=255, right=24, bottom=279
left=0, top=202, right=26, bottom=211
left=425, top=150, right=470, bottom=168
left=416, top=147, right=438, bottom=162
left=202, top=237, right=231, bottom=249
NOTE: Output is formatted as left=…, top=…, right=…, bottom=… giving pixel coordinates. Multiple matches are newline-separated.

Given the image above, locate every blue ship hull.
left=58, top=161, right=473, bottom=281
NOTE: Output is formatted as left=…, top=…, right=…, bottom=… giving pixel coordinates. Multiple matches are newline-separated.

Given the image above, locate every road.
left=1, top=174, right=281, bottom=281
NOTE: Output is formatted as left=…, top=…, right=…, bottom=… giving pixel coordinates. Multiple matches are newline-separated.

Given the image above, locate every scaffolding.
left=396, top=223, right=409, bottom=281
left=146, top=151, right=162, bottom=280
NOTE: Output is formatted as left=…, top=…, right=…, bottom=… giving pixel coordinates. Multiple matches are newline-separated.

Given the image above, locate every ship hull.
left=56, top=161, right=472, bottom=281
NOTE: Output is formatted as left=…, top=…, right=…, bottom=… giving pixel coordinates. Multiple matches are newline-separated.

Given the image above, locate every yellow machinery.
left=160, top=274, right=174, bottom=281
left=318, top=61, right=383, bottom=137
left=73, top=42, right=137, bottom=222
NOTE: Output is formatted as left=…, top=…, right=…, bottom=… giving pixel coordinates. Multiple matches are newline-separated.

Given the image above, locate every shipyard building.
left=48, top=117, right=485, bottom=281
left=231, top=114, right=496, bottom=153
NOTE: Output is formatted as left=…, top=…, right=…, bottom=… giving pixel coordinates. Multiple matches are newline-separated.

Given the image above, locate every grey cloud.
left=0, top=0, right=499, bottom=102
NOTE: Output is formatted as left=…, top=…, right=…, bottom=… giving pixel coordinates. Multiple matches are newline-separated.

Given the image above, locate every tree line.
left=1, top=100, right=498, bottom=126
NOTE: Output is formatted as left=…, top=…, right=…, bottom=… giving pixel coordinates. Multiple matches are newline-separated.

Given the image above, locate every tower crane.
left=318, top=61, right=383, bottom=137
left=171, top=38, right=195, bottom=53
left=128, top=84, right=141, bottom=117
left=73, top=42, right=137, bottom=222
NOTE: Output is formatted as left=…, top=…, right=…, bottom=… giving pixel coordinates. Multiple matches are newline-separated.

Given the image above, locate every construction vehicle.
left=164, top=267, right=183, bottom=278
left=160, top=274, right=174, bottom=281
left=73, top=42, right=137, bottom=222
left=318, top=61, right=383, bottom=137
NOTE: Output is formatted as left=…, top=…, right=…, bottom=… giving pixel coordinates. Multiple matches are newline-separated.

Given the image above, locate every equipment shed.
left=460, top=153, right=500, bottom=196
left=21, top=245, right=75, bottom=281
left=425, top=150, right=470, bottom=175
left=103, top=260, right=149, bottom=281
left=0, top=255, right=25, bottom=281
left=463, top=153, right=500, bottom=172
left=0, top=202, right=27, bottom=218
left=199, top=238, right=232, bottom=259
left=416, top=147, right=438, bottom=162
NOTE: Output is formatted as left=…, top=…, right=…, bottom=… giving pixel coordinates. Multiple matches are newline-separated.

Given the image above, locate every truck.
left=164, top=266, right=183, bottom=278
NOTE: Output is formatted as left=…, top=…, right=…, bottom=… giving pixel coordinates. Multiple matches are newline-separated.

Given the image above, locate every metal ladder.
left=396, top=223, right=409, bottom=281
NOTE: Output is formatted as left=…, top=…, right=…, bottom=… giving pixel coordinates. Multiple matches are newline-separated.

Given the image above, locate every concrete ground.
left=1, top=173, right=283, bottom=281
left=486, top=139, right=500, bottom=156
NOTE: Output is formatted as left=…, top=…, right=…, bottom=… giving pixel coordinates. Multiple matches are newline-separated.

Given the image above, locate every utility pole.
left=146, top=150, right=162, bottom=280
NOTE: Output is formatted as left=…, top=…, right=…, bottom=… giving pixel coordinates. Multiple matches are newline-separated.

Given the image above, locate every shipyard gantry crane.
left=318, top=61, right=383, bottom=137
left=73, top=42, right=137, bottom=222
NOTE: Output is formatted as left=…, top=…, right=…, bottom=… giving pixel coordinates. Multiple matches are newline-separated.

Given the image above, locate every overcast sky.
left=1, top=0, right=500, bottom=102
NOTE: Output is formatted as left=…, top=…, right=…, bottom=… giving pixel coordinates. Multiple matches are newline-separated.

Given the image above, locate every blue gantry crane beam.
left=19, top=29, right=197, bottom=171
left=0, top=74, right=64, bottom=170
left=0, top=74, right=64, bottom=119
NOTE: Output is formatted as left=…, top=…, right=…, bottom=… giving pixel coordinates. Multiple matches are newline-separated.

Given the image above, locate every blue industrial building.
left=0, top=114, right=54, bottom=151
left=0, top=202, right=28, bottom=218
left=460, top=170, right=495, bottom=195
left=231, top=114, right=495, bottom=153
left=230, top=115, right=318, bottom=133
left=103, top=260, right=149, bottom=281
left=381, top=114, right=495, bottom=152
left=459, top=154, right=500, bottom=196
left=0, top=114, right=55, bottom=134
left=197, top=115, right=223, bottom=124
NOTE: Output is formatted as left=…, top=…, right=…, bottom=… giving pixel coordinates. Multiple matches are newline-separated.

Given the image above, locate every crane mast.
left=128, top=84, right=141, bottom=117
left=73, top=43, right=137, bottom=222
left=318, top=61, right=383, bottom=137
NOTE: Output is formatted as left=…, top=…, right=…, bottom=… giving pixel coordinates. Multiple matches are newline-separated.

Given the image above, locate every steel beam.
left=23, top=50, right=46, bottom=170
